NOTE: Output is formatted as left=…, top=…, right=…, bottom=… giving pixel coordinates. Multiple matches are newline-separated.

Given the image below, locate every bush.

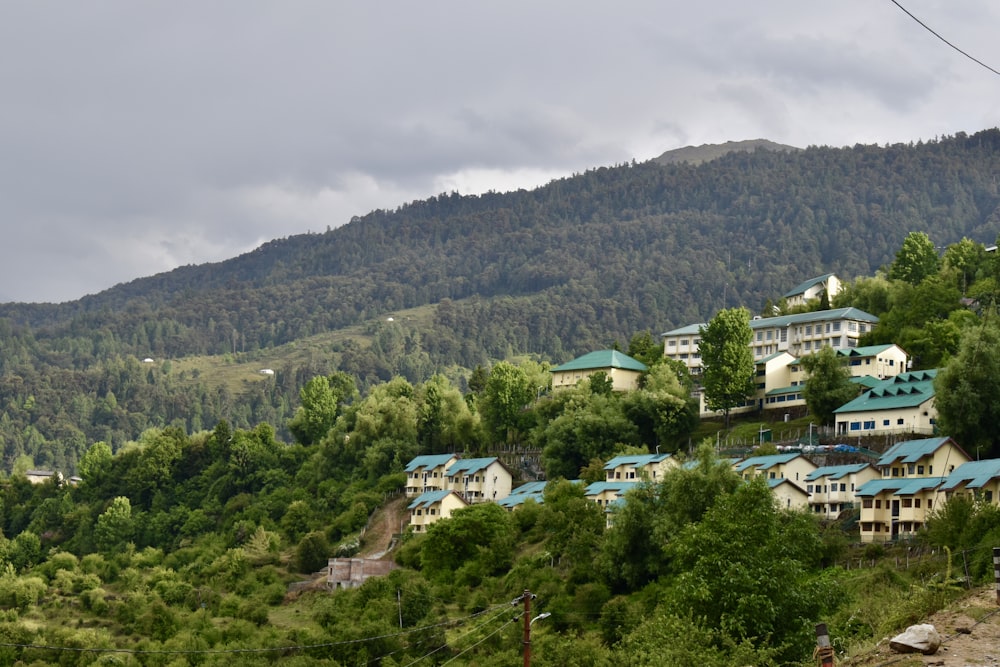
left=295, top=531, right=331, bottom=574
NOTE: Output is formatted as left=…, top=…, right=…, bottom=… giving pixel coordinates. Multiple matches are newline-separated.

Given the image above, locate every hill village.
left=401, top=272, right=989, bottom=556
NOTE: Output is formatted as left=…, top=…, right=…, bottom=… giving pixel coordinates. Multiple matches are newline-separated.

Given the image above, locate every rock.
left=889, top=624, right=942, bottom=655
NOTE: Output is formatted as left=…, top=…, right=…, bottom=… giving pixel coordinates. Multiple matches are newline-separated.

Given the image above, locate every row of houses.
left=405, top=437, right=999, bottom=544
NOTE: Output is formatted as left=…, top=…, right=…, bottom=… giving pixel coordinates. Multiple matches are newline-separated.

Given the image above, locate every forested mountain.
left=1, top=129, right=1000, bottom=470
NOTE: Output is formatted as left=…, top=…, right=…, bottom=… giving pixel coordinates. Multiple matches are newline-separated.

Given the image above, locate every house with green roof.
left=834, top=344, right=909, bottom=380
left=550, top=349, right=648, bottom=392
left=604, top=453, right=676, bottom=482
left=783, top=273, right=841, bottom=309
left=445, top=457, right=513, bottom=504
left=407, top=490, right=468, bottom=533
left=856, top=476, right=946, bottom=543
left=875, top=436, right=970, bottom=479
left=661, top=306, right=880, bottom=376
left=733, top=452, right=816, bottom=486
left=404, top=454, right=461, bottom=498
left=805, top=463, right=879, bottom=519
left=940, top=459, right=1000, bottom=504
left=833, top=371, right=941, bottom=437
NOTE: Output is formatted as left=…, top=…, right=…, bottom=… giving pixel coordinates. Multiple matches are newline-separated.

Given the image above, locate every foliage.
left=698, top=307, right=754, bottom=426
left=934, top=321, right=1000, bottom=457
left=800, top=346, right=859, bottom=425
left=889, top=231, right=940, bottom=286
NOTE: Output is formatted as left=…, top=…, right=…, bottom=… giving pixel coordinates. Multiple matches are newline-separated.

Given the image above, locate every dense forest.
left=1, top=129, right=1000, bottom=471
left=2, top=129, right=1000, bottom=663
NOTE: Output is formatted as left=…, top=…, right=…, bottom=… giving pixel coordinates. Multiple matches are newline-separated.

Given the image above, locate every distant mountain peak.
left=652, top=139, right=801, bottom=166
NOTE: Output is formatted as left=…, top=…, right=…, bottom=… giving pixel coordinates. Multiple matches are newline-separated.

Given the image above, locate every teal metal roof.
left=405, top=454, right=458, bottom=472
left=852, top=376, right=883, bottom=389
left=551, top=350, right=648, bottom=373
left=408, top=489, right=461, bottom=509
left=509, top=481, right=548, bottom=496
left=856, top=477, right=945, bottom=497
left=661, top=323, right=705, bottom=337
left=783, top=273, right=836, bottom=298
left=767, top=477, right=807, bottom=494
left=836, top=344, right=897, bottom=357
left=734, top=453, right=803, bottom=472
left=834, top=370, right=939, bottom=414
left=446, top=457, right=501, bottom=476
left=757, top=351, right=793, bottom=365
left=764, top=385, right=804, bottom=397
left=940, top=459, right=1000, bottom=490
left=603, top=453, right=671, bottom=470
left=876, top=437, right=954, bottom=466
left=806, top=463, right=872, bottom=482
left=584, top=481, right=638, bottom=496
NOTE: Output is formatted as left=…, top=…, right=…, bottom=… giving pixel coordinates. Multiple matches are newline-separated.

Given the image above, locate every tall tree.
left=800, top=346, right=858, bottom=425
left=478, top=362, right=535, bottom=446
left=888, top=231, right=939, bottom=286
left=934, top=322, right=1000, bottom=457
left=698, top=307, right=754, bottom=428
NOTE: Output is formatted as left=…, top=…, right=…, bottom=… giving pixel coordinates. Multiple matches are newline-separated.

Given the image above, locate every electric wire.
left=398, top=605, right=516, bottom=667
left=889, top=0, right=1000, bottom=77
left=438, top=613, right=522, bottom=666
left=0, top=602, right=512, bottom=657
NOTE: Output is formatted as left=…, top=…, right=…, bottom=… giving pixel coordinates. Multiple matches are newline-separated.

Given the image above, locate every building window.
left=806, top=325, right=812, bottom=335
left=831, top=337, right=841, bottom=347
left=833, top=322, right=841, bottom=332
left=917, top=465, right=924, bottom=475
left=804, top=341, right=812, bottom=351
left=848, top=322, right=857, bottom=332
left=883, top=419, right=890, bottom=426
left=756, top=332, right=763, bottom=342
left=914, top=499, right=921, bottom=508
left=863, top=420, right=875, bottom=429
left=850, top=422, right=861, bottom=431
left=668, top=340, right=676, bottom=347
left=766, top=331, right=773, bottom=340
left=902, top=498, right=912, bottom=508
left=780, top=329, right=788, bottom=342
left=862, top=499, right=873, bottom=508
left=875, top=499, right=882, bottom=509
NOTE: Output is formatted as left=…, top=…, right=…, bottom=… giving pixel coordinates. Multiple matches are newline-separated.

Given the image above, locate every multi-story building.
left=662, top=307, right=880, bottom=375
left=782, top=273, right=841, bottom=309
left=404, top=454, right=460, bottom=498
left=603, top=453, right=676, bottom=482
left=805, top=463, right=879, bottom=519
left=407, top=490, right=469, bottom=533
left=834, top=372, right=941, bottom=437
left=733, top=453, right=817, bottom=486
left=444, top=457, right=513, bottom=504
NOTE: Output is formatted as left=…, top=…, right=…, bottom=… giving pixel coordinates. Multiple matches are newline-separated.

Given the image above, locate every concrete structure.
left=444, top=457, right=513, bottom=503
left=940, top=459, right=1000, bottom=504
left=783, top=273, right=841, bottom=309
left=327, top=558, right=397, bottom=589
left=603, top=453, right=676, bottom=482
left=550, top=350, right=648, bottom=392
left=834, top=370, right=940, bottom=437
left=805, top=463, right=879, bottom=519
left=733, top=453, right=817, bottom=486
left=662, top=307, right=880, bottom=375
left=404, top=454, right=460, bottom=498
left=407, top=490, right=468, bottom=533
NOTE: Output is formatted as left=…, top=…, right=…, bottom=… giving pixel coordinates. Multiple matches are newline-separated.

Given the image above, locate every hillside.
left=652, top=138, right=801, bottom=165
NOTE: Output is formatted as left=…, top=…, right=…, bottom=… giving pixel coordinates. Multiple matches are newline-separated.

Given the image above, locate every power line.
left=889, top=0, right=1000, bottom=77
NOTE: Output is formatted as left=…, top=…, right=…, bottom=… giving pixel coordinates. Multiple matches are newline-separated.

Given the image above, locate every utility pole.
left=522, top=589, right=532, bottom=667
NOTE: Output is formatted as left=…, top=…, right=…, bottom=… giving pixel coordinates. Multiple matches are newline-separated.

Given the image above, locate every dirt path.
left=846, top=586, right=1000, bottom=666
left=358, top=495, right=409, bottom=559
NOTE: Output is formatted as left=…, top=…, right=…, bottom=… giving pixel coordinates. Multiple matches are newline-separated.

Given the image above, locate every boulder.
left=889, top=624, right=942, bottom=655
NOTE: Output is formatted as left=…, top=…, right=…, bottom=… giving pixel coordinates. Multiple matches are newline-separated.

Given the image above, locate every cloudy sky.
left=1, top=1, right=998, bottom=303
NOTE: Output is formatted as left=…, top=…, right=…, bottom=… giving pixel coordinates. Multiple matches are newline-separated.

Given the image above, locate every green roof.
left=552, top=350, right=648, bottom=373
left=783, top=273, right=836, bottom=298
left=834, top=369, right=939, bottom=414
left=941, top=459, right=1000, bottom=490
left=876, top=436, right=960, bottom=466
left=836, top=344, right=898, bottom=357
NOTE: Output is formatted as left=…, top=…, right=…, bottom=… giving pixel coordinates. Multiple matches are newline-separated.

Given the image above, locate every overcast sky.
left=1, top=1, right=998, bottom=303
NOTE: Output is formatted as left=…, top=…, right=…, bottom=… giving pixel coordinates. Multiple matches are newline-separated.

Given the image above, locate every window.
left=875, top=499, right=882, bottom=509
left=694, top=338, right=700, bottom=345
left=832, top=321, right=841, bottom=332
left=680, top=353, right=688, bottom=359
left=756, top=332, right=763, bottom=342
left=902, top=498, right=912, bottom=508
left=780, top=329, right=788, bottom=342
left=806, top=325, right=813, bottom=335
left=680, top=339, right=689, bottom=346
left=825, top=323, right=831, bottom=333
left=850, top=422, right=861, bottom=431
left=860, top=324, right=867, bottom=333
left=897, top=418, right=905, bottom=425
left=668, top=340, right=676, bottom=347
left=766, top=331, right=773, bottom=340
left=862, top=499, right=873, bottom=508
left=807, top=484, right=814, bottom=493
left=928, top=499, right=933, bottom=509
left=831, top=337, right=841, bottom=347
left=840, top=483, right=847, bottom=492
left=917, top=465, right=924, bottom=474
left=850, top=359, right=862, bottom=366
left=415, top=509, right=422, bottom=516
left=863, top=420, right=875, bottom=429
left=914, top=499, right=921, bottom=508
left=883, top=419, right=890, bottom=426
left=804, top=341, right=812, bottom=351
left=848, top=322, right=857, bottom=332
left=907, top=464, right=915, bottom=475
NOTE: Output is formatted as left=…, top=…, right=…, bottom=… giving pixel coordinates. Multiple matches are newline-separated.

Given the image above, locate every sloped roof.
left=408, top=489, right=466, bottom=509
left=767, top=477, right=808, bottom=495
left=583, top=481, right=638, bottom=496
left=783, top=273, right=836, bottom=298
left=836, top=344, right=899, bottom=358
left=940, top=459, right=1000, bottom=490
left=446, top=457, right=504, bottom=477
left=806, top=463, right=872, bottom=482
left=603, top=453, right=671, bottom=470
left=733, top=452, right=805, bottom=472
left=876, top=436, right=962, bottom=466
left=662, top=307, right=879, bottom=338
left=551, top=350, right=648, bottom=373
left=765, top=385, right=804, bottom=397
left=509, top=481, right=548, bottom=496
left=856, top=477, right=946, bottom=497
left=404, top=454, right=459, bottom=472
left=834, top=370, right=939, bottom=414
